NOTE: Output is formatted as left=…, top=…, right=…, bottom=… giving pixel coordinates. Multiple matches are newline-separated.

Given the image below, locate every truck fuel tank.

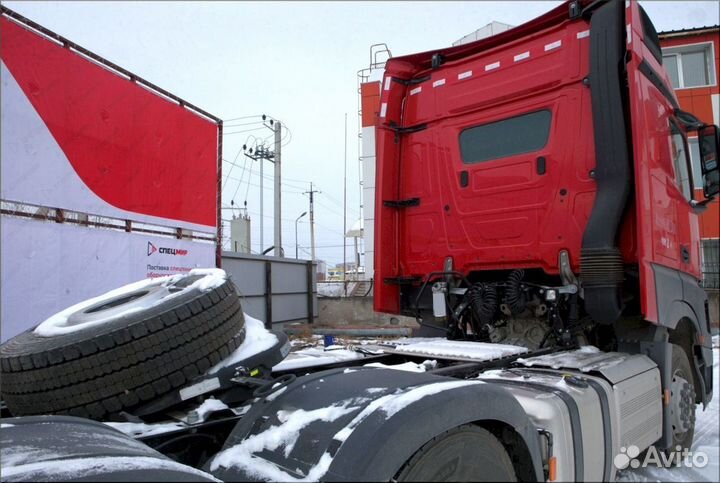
left=478, top=348, right=662, bottom=482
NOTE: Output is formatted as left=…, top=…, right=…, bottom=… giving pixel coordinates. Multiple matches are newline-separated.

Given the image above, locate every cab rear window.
left=460, top=110, right=552, bottom=164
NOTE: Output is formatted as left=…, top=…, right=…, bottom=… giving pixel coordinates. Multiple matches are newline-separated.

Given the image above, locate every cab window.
left=459, top=110, right=552, bottom=164
left=669, top=121, right=692, bottom=201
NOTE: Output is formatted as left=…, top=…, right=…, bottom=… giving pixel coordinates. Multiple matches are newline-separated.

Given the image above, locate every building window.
left=459, top=110, right=552, bottom=164
left=701, top=239, right=719, bottom=289
left=662, top=43, right=716, bottom=89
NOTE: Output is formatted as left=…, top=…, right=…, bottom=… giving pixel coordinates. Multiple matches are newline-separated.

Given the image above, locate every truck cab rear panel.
left=376, top=5, right=598, bottom=298
left=373, top=0, right=704, bottom=332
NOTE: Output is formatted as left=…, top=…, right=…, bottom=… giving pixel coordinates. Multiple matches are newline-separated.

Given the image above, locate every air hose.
left=504, top=269, right=526, bottom=314
left=466, top=283, right=498, bottom=325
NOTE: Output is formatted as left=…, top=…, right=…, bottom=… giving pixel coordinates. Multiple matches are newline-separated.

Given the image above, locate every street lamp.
left=295, top=211, right=307, bottom=259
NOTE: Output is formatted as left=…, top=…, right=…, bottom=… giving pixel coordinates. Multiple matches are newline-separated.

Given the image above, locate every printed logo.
left=147, top=242, right=158, bottom=256
left=147, top=241, right=188, bottom=257
left=614, top=445, right=708, bottom=470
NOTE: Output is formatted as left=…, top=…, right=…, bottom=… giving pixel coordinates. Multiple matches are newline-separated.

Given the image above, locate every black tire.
left=666, top=344, right=696, bottom=454
left=1, top=274, right=245, bottom=420
left=395, top=425, right=517, bottom=482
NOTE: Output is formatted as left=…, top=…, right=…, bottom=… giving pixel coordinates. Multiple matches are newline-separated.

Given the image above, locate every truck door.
left=427, top=94, right=579, bottom=276
left=624, top=2, right=701, bottom=324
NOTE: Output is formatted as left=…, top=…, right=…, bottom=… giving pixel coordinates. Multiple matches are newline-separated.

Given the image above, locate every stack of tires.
left=0, top=270, right=245, bottom=420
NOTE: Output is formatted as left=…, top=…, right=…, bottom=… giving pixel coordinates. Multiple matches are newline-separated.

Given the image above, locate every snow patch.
left=391, top=339, right=527, bottom=361
left=317, top=283, right=345, bottom=297
left=334, top=380, right=481, bottom=443
left=1, top=455, right=220, bottom=481
left=1, top=423, right=15, bottom=428
left=34, top=269, right=228, bottom=337
left=381, top=380, right=481, bottom=418
left=365, top=387, right=386, bottom=394
left=266, top=386, right=287, bottom=402
left=194, top=398, right=230, bottom=422
left=1, top=444, right=63, bottom=468
left=103, top=421, right=186, bottom=438
left=273, top=347, right=364, bottom=372
left=187, top=268, right=228, bottom=292
left=517, top=346, right=628, bottom=372
left=208, top=314, right=279, bottom=374
left=210, top=402, right=360, bottom=481
left=364, top=360, right=437, bottom=373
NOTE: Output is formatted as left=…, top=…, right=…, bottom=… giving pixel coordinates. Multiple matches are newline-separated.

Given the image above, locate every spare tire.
left=0, top=269, right=245, bottom=420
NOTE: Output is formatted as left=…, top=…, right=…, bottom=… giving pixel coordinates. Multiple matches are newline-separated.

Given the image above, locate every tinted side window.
left=669, top=121, right=692, bottom=201
left=460, top=110, right=552, bottom=164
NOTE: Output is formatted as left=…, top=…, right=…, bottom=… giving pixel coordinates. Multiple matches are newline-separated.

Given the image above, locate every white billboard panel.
left=1, top=216, right=215, bottom=341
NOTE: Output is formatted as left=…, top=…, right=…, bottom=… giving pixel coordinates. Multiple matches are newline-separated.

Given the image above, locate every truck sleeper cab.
left=3, top=2, right=719, bottom=483
left=374, top=0, right=718, bottom=459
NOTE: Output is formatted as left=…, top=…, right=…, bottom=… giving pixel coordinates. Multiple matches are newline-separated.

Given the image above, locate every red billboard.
left=1, top=10, right=220, bottom=232
left=1, top=7, right=222, bottom=341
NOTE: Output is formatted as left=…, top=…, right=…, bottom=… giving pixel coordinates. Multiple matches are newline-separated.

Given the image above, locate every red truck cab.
left=374, top=0, right=718, bottom=451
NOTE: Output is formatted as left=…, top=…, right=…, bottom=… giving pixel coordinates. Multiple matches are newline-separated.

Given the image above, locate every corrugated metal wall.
left=222, top=252, right=317, bottom=328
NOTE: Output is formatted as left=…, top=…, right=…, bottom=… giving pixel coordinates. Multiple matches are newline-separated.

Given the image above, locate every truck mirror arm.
left=674, top=108, right=703, bottom=130
left=689, top=199, right=711, bottom=214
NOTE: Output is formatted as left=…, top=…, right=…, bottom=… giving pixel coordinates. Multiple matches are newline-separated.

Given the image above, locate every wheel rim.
left=33, top=272, right=222, bottom=337
left=669, top=369, right=695, bottom=438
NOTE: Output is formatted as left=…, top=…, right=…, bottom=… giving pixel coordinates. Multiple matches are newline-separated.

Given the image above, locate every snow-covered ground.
left=316, top=283, right=346, bottom=298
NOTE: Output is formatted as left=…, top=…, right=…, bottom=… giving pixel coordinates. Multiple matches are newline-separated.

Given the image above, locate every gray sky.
left=5, top=1, right=719, bottom=266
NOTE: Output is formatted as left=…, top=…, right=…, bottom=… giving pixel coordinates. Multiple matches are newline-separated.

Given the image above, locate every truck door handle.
left=460, top=170, right=469, bottom=187
left=681, top=245, right=690, bottom=264
left=536, top=156, right=547, bottom=175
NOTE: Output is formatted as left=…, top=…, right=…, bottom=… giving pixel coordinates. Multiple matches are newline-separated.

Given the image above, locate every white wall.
left=1, top=216, right=215, bottom=341
left=361, top=126, right=376, bottom=280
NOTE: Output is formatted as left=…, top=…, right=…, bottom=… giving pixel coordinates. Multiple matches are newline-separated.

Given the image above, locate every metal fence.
left=701, top=240, right=719, bottom=290
left=221, top=252, right=317, bottom=328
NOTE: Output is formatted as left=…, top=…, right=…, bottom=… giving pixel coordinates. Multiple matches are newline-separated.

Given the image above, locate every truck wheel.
left=395, top=425, right=517, bottom=482
left=667, top=344, right=696, bottom=454
left=0, top=271, right=245, bottom=420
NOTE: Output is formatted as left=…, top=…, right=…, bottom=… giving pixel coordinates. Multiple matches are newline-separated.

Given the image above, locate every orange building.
left=659, top=26, right=720, bottom=290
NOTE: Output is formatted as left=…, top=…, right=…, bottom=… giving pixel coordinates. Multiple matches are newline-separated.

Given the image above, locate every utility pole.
left=343, top=113, right=348, bottom=294
left=304, top=183, right=321, bottom=261
left=260, top=156, right=264, bottom=253
left=273, top=121, right=282, bottom=257
left=242, top=143, right=275, bottom=254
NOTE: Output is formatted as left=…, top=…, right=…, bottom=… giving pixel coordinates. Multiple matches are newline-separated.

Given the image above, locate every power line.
left=222, top=149, right=247, bottom=191
left=224, top=114, right=264, bottom=122
left=224, top=126, right=270, bottom=135
left=222, top=171, right=305, bottom=194
left=223, top=120, right=265, bottom=129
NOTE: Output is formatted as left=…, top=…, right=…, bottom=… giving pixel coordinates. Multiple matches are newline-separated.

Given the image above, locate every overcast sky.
left=4, top=1, right=719, bottom=266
